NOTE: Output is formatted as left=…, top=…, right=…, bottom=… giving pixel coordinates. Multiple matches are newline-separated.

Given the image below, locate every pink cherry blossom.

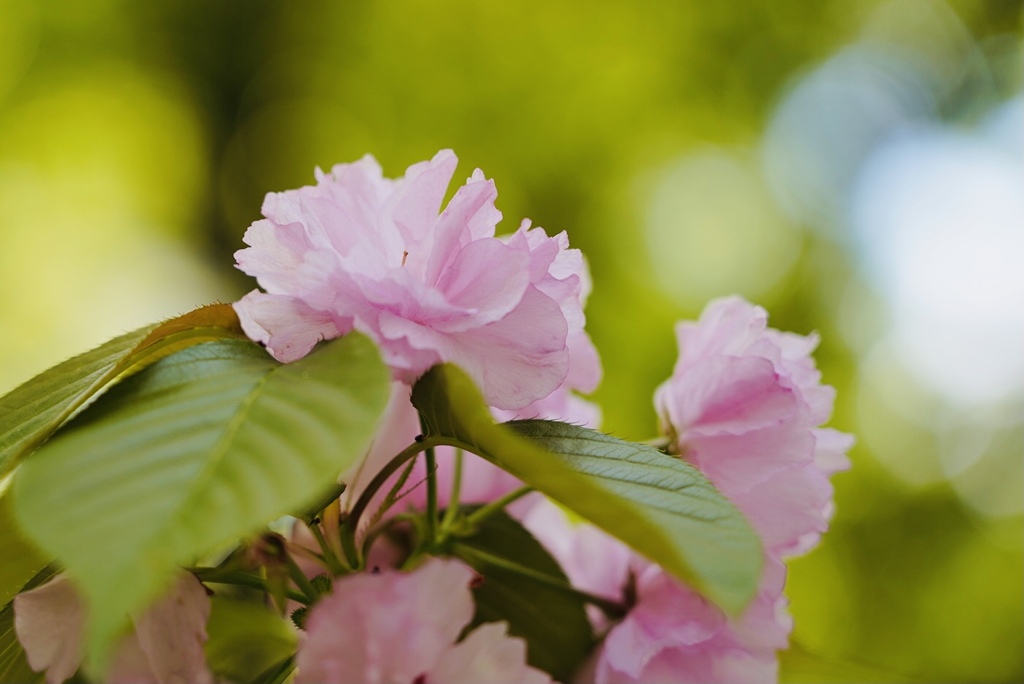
left=517, top=298, right=850, bottom=683
left=14, top=573, right=212, bottom=684
left=295, top=558, right=551, bottom=684
left=521, top=501, right=789, bottom=684
left=654, top=296, right=852, bottom=558
left=591, top=562, right=782, bottom=684
left=234, top=150, right=595, bottom=411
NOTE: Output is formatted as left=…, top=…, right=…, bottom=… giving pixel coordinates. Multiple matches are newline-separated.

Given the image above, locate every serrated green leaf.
left=452, top=509, right=594, bottom=682
left=0, top=303, right=246, bottom=479
left=0, top=490, right=49, bottom=608
left=12, top=334, right=390, bottom=667
left=205, top=596, right=297, bottom=684
left=412, top=364, right=762, bottom=614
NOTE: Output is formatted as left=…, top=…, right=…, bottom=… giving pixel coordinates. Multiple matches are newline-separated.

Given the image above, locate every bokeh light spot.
left=643, top=149, right=801, bottom=308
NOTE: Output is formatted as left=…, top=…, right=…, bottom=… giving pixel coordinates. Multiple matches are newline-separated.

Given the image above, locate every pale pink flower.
left=654, top=296, right=852, bottom=558
left=295, top=558, right=551, bottom=684
left=589, top=563, right=782, bottom=684
left=521, top=502, right=789, bottom=684
left=14, top=573, right=212, bottom=684
left=234, top=150, right=594, bottom=411
left=520, top=298, right=850, bottom=683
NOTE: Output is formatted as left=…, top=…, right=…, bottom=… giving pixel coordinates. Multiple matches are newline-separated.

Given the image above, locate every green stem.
left=420, top=415, right=439, bottom=545
left=340, top=438, right=436, bottom=568
left=463, top=485, right=534, bottom=529
left=361, top=459, right=419, bottom=559
left=189, top=567, right=308, bottom=604
left=439, top=449, right=464, bottom=535
left=451, top=544, right=627, bottom=620
left=308, top=521, right=346, bottom=575
left=424, top=446, right=438, bottom=542
left=284, top=554, right=318, bottom=602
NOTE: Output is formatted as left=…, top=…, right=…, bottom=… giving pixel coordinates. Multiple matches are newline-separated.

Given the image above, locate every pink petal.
left=813, top=427, right=854, bottom=474
left=426, top=174, right=502, bottom=284
left=14, top=574, right=86, bottom=684
left=391, top=150, right=459, bottom=254
left=656, top=356, right=801, bottom=439
left=130, top=573, right=212, bottom=684
left=442, top=286, right=569, bottom=410
left=235, top=218, right=317, bottom=294
left=427, top=622, right=552, bottom=684
left=107, top=633, right=158, bottom=684
left=685, top=424, right=816, bottom=497
left=233, top=291, right=344, bottom=363
left=296, top=559, right=476, bottom=684
left=674, top=296, right=769, bottom=365
left=436, top=238, right=531, bottom=327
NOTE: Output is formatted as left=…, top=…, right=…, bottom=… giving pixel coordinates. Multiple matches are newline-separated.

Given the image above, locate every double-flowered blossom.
left=234, top=150, right=596, bottom=411
left=654, top=296, right=853, bottom=558
left=521, top=500, right=786, bottom=684
left=14, top=573, right=212, bottom=684
left=295, top=558, right=551, bottom=684
left=523, top=296, right=851, bottom=684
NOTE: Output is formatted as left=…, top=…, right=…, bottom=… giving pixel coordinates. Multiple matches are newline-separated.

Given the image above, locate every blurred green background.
left=1, top=0, right=1020, bottom=680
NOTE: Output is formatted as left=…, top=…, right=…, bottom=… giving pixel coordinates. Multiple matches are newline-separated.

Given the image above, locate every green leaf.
left=451, top=509, right=594, bottom=682
left=0, top=303, right=246, bottom=479
left=12, top=334, right=390, bottom=666
left=412, top=364, right=762, bottom=614
left=0, top=490, right=49, bottom=609
left=204, top=596, right=297, bottom=684
left=0, top=565, right=59, bottom=684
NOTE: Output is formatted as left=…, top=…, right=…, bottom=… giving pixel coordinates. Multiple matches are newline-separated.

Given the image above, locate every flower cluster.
left=11, top=152, right=850, bottom=684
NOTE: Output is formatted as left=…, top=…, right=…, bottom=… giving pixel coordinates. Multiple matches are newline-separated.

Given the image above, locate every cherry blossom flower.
left=295, top=558, right=550, bottom=684
left=234, top=150, right=594, bottom=411
left=654, top=295, right=853, bottom=558
left=14, top=573, right=212, bottom=684
left=522, top=500, right=788, bottom=684
left=590, top=561, right=785, bottom=684
left=520, top=297, right=850, bottom=683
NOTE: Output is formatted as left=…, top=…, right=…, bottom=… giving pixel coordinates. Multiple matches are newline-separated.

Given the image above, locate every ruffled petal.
left=14, top=575, right=86, bottom=684
left=233, top=291, right=344, bottom=363
left=428, top=622, right=552, bottom=684
left=130, top=574, right=212, bottom=684
left=296, top=559, right=476, bottom=684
